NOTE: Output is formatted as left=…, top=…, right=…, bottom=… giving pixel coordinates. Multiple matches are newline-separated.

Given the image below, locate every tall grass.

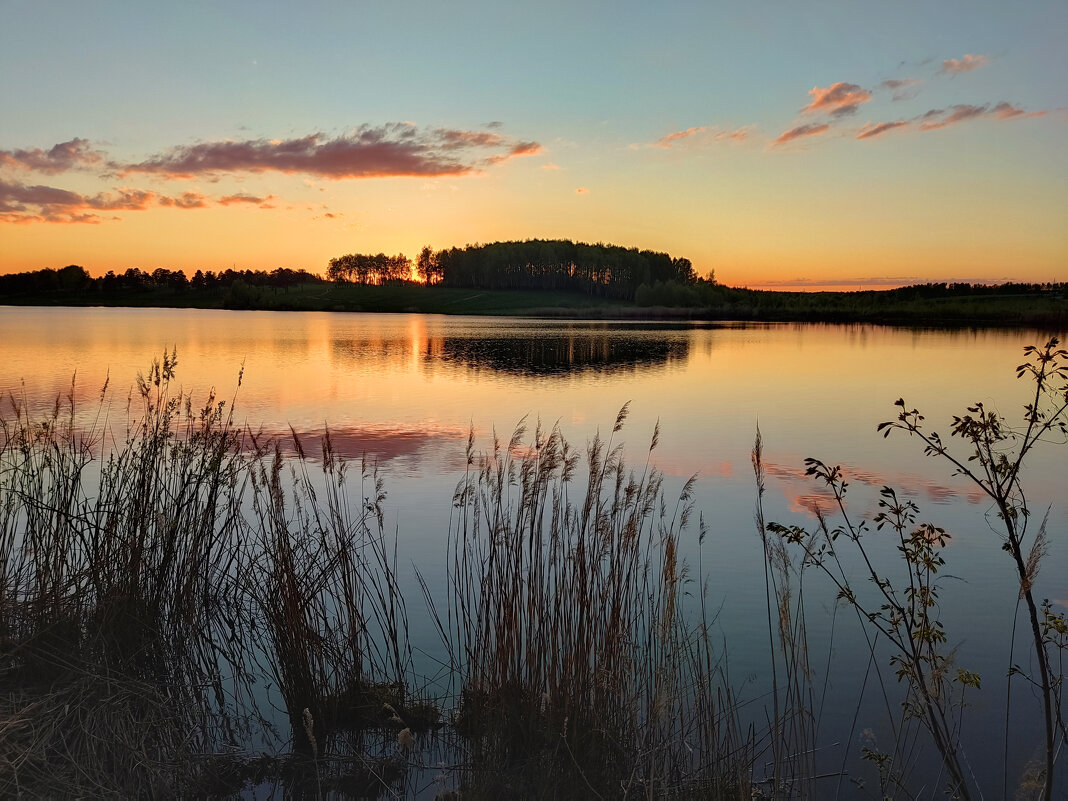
left=426, top=407, right=754, bottom=798
left=0, top=353, right=421, bottom=796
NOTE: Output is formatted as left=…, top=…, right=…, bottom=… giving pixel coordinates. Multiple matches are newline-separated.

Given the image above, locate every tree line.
left=0, top=265, right=323, bottom=297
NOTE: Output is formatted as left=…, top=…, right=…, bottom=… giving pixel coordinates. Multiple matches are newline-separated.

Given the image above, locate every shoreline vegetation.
left=1, top=239, right=1065, bottom=328
left=1, top=343, right=1066, bottom=798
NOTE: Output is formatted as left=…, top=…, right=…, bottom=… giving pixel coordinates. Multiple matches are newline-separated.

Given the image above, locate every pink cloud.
left=940, top=54, right=990, bottom=74
left=118, top=125, right=542, bottom=180
left=773, top=123, right=831, bottom=147
left=857, top=120, right=910, bottom=140
left=656, top=126, right=708, bottom=148
left=803, top=82, right=872, bottom=117
left=654, top=125, right=751, bottom=148
left=0, top=138, right=105, bottom=174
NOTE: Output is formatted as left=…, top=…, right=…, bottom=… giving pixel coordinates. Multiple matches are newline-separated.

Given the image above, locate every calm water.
left=2, top=306, right=1066, bottom=791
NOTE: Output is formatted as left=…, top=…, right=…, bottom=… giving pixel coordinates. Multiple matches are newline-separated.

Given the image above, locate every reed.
left=427, top=408, right=753, bottom=798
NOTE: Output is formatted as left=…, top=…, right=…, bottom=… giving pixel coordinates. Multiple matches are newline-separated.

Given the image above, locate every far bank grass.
left=3, top=279, right=1065, bottom=328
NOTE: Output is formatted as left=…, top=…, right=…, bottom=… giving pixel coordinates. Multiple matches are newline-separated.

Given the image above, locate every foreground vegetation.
left=1, top=342, right=1065, bottom=797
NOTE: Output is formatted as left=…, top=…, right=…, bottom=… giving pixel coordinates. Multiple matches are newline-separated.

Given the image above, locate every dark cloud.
left=803, top=82, right=872, bottom=117
left=879, top=77, right=922, bottom=101
left=0, top=138, right=105, bottom=174
left=940, top=54, right=989, bottom=74
left=772, top=123, right=831, bottom=147
left=857, top=120, right=910, bottom=140
left=118, top=125, right=543, bottom=180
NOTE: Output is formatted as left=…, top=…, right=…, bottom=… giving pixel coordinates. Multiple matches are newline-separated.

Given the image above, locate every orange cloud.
left=857, top=120, right=910, bottom=140
left=575, top=187, right=589, bottom=194
left=940, top=54, right=990, bottom=74
left=773, top=123, right=831, bottom=147
left=119, top=125, right=542, bottom=180
left=0, top=138, right=105, bottom=174
left=217, top=192, right=276, bottom=207
left=803, top=82, right=872, bottom=117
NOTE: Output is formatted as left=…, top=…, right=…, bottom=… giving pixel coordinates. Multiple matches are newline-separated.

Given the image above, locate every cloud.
left=940, top=54, right=990, bottom=74
left=879, top=77, right=923, bottom=101
left=654, top=125, right=751, bottom=148
left=540, top=162, right=562, bottom=170
left=118, top=125, right=542, bottom=180
left=803, top=82, right=872, bottom=117
left=857, top=120, right=910, bottom=140
left=217, top=192, right=276, bottom=207
left=157, top=191, right=209, bottom=209
left=772, top=123, right=831, bottom=147
left=0, top=179, right=217, bottom=223
left=575, top=187, right=589, bottom=194
left=917, top=102, right=1045, bottom=130
left=0, top=138, right=106, bottom=174
left=656, top=126, right=708, bottom=147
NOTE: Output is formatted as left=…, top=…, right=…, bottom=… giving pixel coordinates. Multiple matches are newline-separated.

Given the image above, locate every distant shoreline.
left=3, top=280, right=1065, bottom=331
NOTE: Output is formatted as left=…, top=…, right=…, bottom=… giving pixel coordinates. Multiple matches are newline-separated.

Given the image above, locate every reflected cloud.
left=763, top=456, right=983, bottom=522
left=281, top=424, right=470, bottom=472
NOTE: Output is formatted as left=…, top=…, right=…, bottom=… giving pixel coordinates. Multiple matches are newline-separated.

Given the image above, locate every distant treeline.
left=0, top=264, right=323, bottom=298
left=1, top=252, right=1065, bottom=327
left=327, top=240, right=699, bottom=301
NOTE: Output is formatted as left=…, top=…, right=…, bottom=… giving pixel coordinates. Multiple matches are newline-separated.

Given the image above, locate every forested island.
left=1, top=239, right=1064, bottom=328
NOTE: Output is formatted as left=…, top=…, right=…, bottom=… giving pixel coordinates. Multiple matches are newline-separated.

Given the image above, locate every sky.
left=1, top=0, right=1065, bottom=290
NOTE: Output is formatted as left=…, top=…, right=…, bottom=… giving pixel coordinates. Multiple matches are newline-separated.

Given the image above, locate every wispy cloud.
left=917, top=102, right=1044, bottom=130
left=803, top=82, right=872, bottom=117
left=940, top=54, right=990, bottom=74
left=654, top=125, right=751, bottom=148
left=0, top=138, right=105, bottom=174
left=879, top=77, right=923, bottom=101
left=118, top=125, right=542, bottom=180
left=857, top=120, right=910, bottom=140
left=772, top=123, right=831, bottom=147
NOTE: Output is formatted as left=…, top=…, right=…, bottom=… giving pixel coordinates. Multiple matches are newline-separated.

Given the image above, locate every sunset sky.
left=1, top=0, right=1065, bottom=290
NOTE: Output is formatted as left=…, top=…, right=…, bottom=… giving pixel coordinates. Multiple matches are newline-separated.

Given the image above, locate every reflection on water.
left=327, top=321, right=691, bottom=377
left=2, top=307, right=1067, bottom=790
left=438, top=331, right=688, bottom=376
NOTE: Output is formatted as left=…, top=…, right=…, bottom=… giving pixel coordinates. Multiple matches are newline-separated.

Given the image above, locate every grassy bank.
left=2, top=278, right=1066, bottom=328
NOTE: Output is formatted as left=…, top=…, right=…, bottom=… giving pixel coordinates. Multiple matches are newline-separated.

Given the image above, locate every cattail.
left=302, top=707, right=317, bottom=758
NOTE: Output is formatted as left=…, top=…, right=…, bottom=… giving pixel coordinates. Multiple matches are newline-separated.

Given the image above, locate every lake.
left=2, top=305, right=1065, bottom=794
